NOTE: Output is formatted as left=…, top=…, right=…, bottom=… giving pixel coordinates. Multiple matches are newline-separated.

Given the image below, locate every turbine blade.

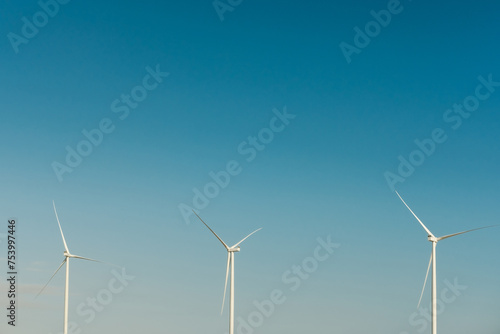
left=70, top=255, right=121, bottom=268
left=231, top=228, right=262, bottom=248
left=221, top=252, right=230, bottom=315
left=53, top=201, right=70, bottom=253
left=437, top=225, right=498, bottom=241
left=417, top=251, right=433, bottom=308
left=192, top=210, right=229, bottom=250
left=70, top=255, right=102, bottom=262
left=35, top=258, right=67, bottom=299
left=395, top=191, right=435, bottom=238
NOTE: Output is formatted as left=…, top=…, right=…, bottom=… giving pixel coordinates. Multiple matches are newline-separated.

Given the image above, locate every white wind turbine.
left=395, top=191, right=496, bottom=334
left=37, top=201, right=105, bottom=334
left=193, top=210, right=261, bottom=334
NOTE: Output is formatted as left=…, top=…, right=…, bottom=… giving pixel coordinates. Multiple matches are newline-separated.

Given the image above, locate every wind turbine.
left=37, top=201, right=104, bottom=334
left=193, top=210, right=261, bottom=334
left=395, top=191, right=496, bottom=334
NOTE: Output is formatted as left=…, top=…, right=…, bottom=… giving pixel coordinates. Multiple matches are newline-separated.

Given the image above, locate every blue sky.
left=0, top=0, right=499, bottom=333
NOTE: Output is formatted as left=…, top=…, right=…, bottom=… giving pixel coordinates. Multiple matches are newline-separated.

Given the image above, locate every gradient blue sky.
left=1, top=0, right=499, bottom=333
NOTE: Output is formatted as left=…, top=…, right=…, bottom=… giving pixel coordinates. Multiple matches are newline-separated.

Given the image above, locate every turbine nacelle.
left=229, top=247, right=241, bottom=253
left=428, top=235, right=438, bottom=243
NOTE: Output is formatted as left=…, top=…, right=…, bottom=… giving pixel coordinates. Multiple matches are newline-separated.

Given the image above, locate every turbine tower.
left=395, top=191, right=495, bottom=334
left=193, top=210, right=261, bottom=334
left=37, top=201, right=104, bottom=334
